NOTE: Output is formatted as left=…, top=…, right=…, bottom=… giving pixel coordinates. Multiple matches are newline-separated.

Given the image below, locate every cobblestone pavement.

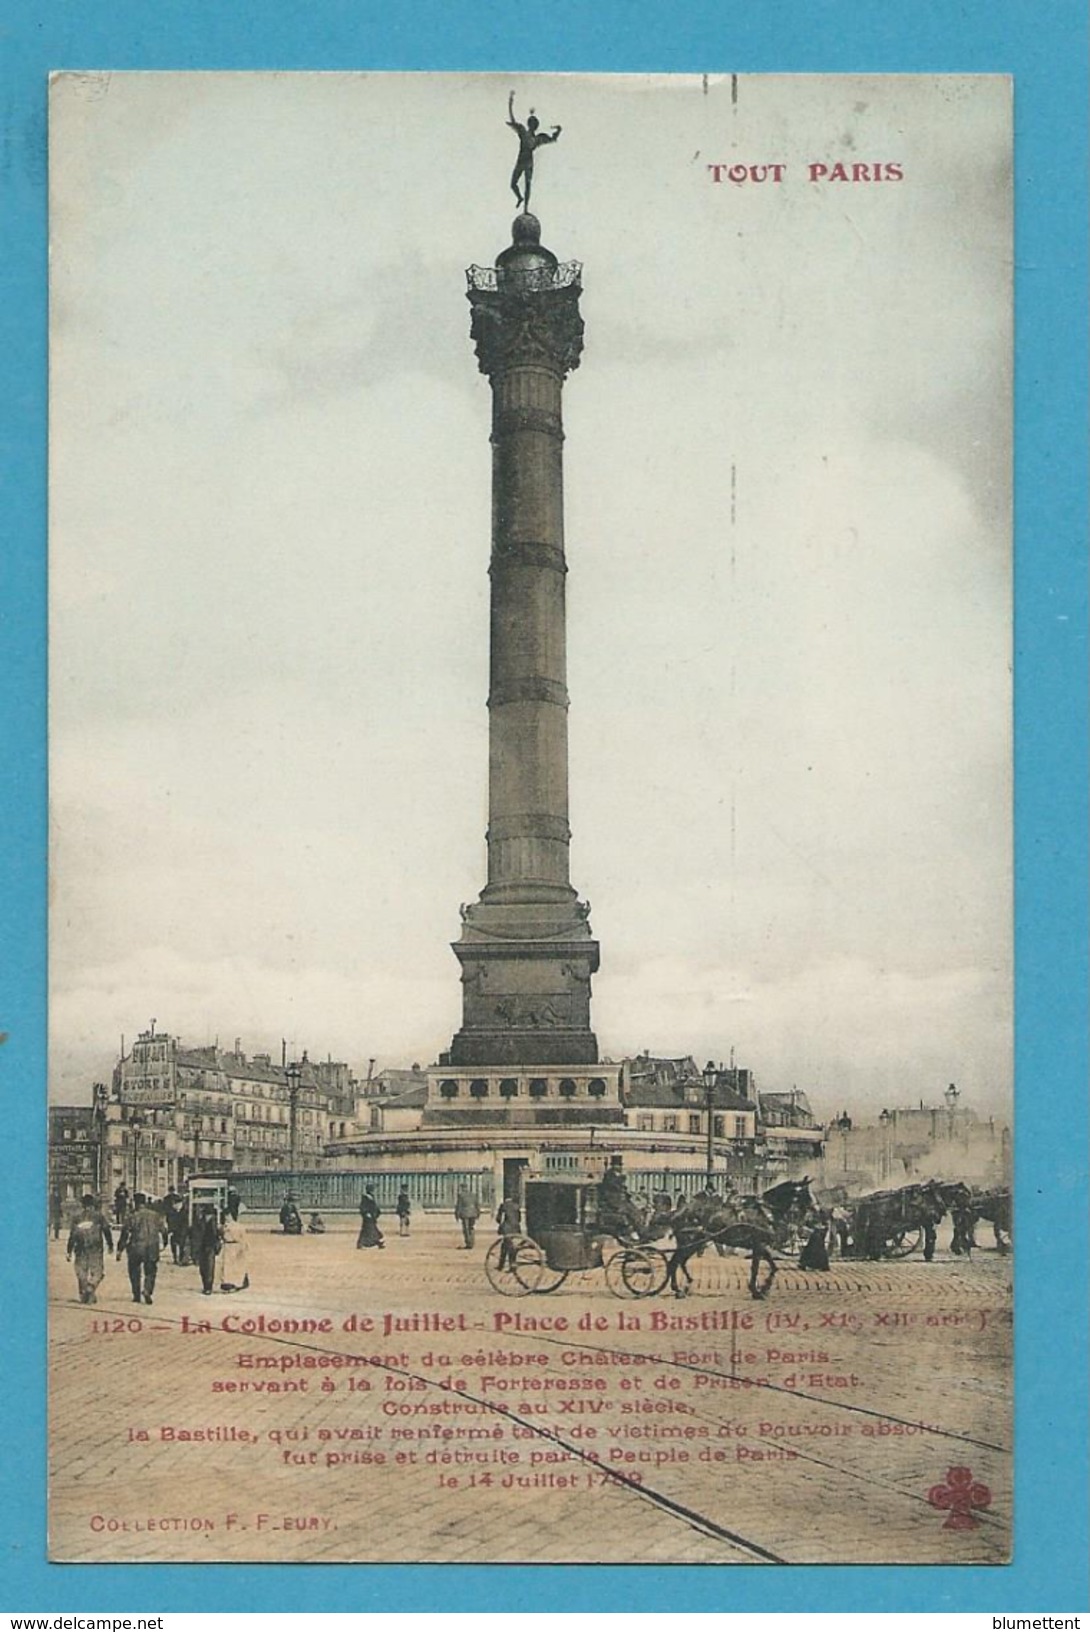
left=49, top=1218, right=1012, bottom=1566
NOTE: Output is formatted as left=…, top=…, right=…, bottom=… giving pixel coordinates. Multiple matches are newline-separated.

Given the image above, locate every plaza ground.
left=49, top=1214, right=1012, bottom=1565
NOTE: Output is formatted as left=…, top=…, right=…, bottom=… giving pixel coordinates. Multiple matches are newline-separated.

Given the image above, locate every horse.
left=759, top=1178, right=820, bottom=1247
left=969, top=1187, right=1012, bottom=1253
left=849, top=1179, right=954, bottom=1260
left=665, top=1192, right=777, bottom=1300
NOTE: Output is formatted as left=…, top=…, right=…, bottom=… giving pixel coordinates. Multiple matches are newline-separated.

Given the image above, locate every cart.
left=845, top=1184, right=934, bottom=1258
left=484, top=1174, right=670, bottom=1299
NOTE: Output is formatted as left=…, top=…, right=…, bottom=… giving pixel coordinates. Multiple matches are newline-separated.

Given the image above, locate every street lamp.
left=702, top=1061, right=718, bottom=1183
left=286, top=1060, right=302, bottom=1174
left=92, top=1083, right=107, bottom=1197
left=129, top=1110, right=145, bottom=1194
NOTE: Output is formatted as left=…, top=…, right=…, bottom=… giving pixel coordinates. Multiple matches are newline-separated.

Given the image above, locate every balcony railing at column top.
left=466, top=262, right=582, bottom=294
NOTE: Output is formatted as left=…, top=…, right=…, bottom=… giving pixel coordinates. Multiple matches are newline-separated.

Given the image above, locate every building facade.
left=85, top=1028, right=362, bottom=1198
left=820, top=1088, right=1011, bottom=1195
left=758, top=1088, right=826, bottom=1168
left=48, top=1100, right=107, bottom=1207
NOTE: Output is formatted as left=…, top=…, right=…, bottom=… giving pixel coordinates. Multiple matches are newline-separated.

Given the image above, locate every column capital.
left=467, top=280, right=584, bottom=380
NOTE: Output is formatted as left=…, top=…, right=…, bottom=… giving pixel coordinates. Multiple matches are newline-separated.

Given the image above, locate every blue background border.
left=2, top=0, right=1086, bottom=1612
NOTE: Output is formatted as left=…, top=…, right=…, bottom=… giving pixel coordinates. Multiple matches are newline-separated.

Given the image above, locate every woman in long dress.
left=219, top=1198, right=250, bottom=1292
left=356, top=1188, right=385, bottom=1249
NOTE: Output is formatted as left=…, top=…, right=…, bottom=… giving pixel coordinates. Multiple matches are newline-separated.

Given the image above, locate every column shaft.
left=486, top=363, right=572, bottom=900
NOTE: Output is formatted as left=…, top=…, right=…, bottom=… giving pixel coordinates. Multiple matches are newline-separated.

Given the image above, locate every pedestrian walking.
left=163, top=1187, right=187, bottom=1264
left=356, top=1187, right=385, bottom=1249
left=50, top=1189, right=64, bottom=1240
left=219, top=1199, right=250, bottom=1293
left=495, top=1195, right=521, bottom=1270
left=798, top=1219, right=831, bottom=1272
left=116, top=1191, right=168, bottom=1305
left=66, top=1194, right=113, bottom=1304
left=950, top=1199, right=975, bottom=1257
left=396, top=1185, right=412, bottom=1237
left=113, top=1182, right=130, bottom=1225
left=189, top=1203, right=223, bottom=1295
left=454, top=1186, right=481, bottom=1249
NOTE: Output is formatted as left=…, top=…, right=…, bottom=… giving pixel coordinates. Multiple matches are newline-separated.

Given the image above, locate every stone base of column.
left=445, top=1026, right=599, bottom=1068
left=422, top=1062, right=623, bottom=1125
left=448, top=903, right=600, bottom=1067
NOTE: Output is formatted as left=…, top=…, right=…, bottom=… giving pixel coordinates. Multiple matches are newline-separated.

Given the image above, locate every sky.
left=49, top=72, right=1012, bottom=1118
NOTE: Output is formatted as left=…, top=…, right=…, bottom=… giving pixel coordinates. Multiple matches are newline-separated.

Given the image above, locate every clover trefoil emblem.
left=927, top=1465, right=992, bottom=1530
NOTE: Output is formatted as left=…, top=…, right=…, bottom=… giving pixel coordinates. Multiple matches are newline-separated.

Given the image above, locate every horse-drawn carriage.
left=482, top=1172, right=819, bottom=1301
left=841, top=1180, right=970, bottom=1259
left=484, top=1174, right=671, bottom=1298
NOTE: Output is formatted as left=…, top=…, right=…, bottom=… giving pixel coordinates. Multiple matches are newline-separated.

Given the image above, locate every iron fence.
left=229, top=1168, right=495, bottom=1214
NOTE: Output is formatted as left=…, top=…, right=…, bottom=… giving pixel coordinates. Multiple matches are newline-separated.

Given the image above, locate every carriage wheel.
left=887, top=1226, right=922, bottom=1258
left=605, top=1247, right=669, bottom=1300
left=623, top=1248, right=670, bottom=1299
left=484, top=1235, right=545, bottom=1296
left=537, top=1266, right=571, bottom=1294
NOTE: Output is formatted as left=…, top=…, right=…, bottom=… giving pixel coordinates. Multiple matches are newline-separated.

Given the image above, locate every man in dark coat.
left=163, top=1187, right=188, bottom=1264
left=495, top=1195, right=521, bottom=1270
left=950, top=1197, right=976, bottom=1257
left=116, top=1192, right=168, bottom=1304
left=454, top=1186, right=480, bottom=1248
left=597, top=1160, right=643, bottom=1241
left=189, top=1203, right=222, bottom=1295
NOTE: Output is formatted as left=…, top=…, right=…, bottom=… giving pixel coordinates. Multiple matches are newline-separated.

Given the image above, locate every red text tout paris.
left=707, top=162, right=904, bottom=184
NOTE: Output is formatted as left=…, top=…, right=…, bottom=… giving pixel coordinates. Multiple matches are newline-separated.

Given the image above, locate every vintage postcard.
left=48, top=72, right=1012, bottom=1565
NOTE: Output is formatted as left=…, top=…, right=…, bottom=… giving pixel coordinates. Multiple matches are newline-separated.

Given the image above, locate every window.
left=498, top=1078, right=518, bottom=1099
left=469, top=1078, right=489, bottom=1099
left=734, top=1117, right=747, bottom=1139
left=439, top=1080, right=459, bottom=1100
left=714, top=1116, right=725, bottom=1138
left=663, top=1115, right=679, bottom=1133
left=558, top=1078, right=577, bottom=1099
left=587, top=1078, right=607, bottom=1098
left=688, top=1114, right=701, bottom=1134
left=637, top=1115, right=653, bottom=1132
left=528, top=1078, right=548, bottom=1099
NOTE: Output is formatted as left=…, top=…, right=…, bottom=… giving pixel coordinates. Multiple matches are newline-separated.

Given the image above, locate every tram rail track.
left=52, top=1297, right=786, bottom=1564
left=53, top=1285, right=1009, bottom=1562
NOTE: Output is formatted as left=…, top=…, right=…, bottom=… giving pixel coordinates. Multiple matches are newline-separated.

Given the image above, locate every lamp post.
left=286, top=1060, right=302, bottom=1175
left=702, top=1061, right=718, bottom=1184
left=129, top=1110, right=145, bottom=1194
left=92, top=1083, right=107, bottom=1197
left=944, top=1081, right=959, bottom=1142
left=878, top=1107, right=891, bottom=1180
